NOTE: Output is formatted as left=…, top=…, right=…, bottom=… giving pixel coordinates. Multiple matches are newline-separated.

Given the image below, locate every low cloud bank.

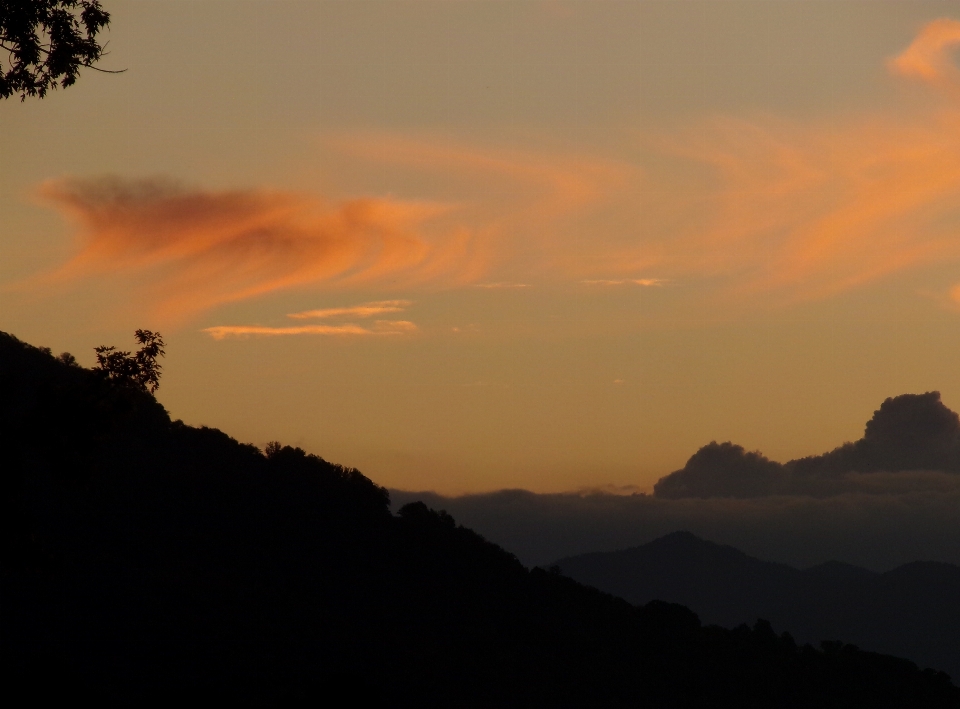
left=392, top=393, right=960, bottom=571
left=390, top=487, right=960, bottom=571
left=654, top=392, right=960, bottom=498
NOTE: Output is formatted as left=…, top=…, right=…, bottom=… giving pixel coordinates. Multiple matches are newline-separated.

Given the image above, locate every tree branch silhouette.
left=94, top=329, right=165, bottom=393
left=0, top=0, right=123, bottom=100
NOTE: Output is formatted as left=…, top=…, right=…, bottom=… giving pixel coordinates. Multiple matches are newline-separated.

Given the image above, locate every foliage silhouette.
left=94, top=329, right=165, bottom=393
left=0, top=0, right=121, bottom=100
left=1, top=330, right=959, bottom=706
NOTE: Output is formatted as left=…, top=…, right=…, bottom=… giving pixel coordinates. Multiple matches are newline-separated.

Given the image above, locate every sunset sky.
left=5, top=0, right=960, bottom=494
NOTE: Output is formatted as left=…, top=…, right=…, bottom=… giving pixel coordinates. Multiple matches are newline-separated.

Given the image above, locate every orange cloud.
left=581, top=279, right=666, bottom=287
left=33, top=138, right=634, bottom=323
left=889, top=18, right=960, bottom=90
left=203, top=319, right=418, bottom=340
left=642, top=109, right=960, bottom=306
left=331, top=134, right=634, bottom=218
left=33, top=19, right=960, bottom=324
left=329, top=134, right=639, bottom=280
left=35, top=177, right=469, bottom=322
left=288, top=300, right=412, bottom=319
left=473, top=282, right=532, bottom=289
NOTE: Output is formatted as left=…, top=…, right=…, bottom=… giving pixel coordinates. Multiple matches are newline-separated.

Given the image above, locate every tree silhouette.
left=94, top=329, right=165, bottom=393
left=0, top=0, right=121, bottom=100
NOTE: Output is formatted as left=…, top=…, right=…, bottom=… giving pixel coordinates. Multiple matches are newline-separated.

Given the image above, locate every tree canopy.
left=94, top=329, right=165, bottom=393
left=0, top=0, right=118, bottom=100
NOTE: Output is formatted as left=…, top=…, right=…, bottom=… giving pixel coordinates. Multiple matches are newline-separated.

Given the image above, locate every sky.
left=5, top=0, right=960, bottom=494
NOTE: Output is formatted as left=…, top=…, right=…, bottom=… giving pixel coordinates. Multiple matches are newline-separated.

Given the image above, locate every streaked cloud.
left=30, top=20, right=960, bottom=324
left=331, top=133, right=634, bottom=217
left=647, top=110, right=960, bottom=306
left=288, top=299, right=412, bottom=320
left=203, top=319, right=419, bottom=340
left=33, top=177, right=470, bottom=322
left=618, top=20, right=960, bottom=309
left=581, top=279, right=666, bottom=287
left=888, top=18, right=960, bottom=91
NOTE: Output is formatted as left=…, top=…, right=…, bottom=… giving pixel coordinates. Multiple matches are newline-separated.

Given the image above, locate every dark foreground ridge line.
left=2, top=331, right=958, bottom=706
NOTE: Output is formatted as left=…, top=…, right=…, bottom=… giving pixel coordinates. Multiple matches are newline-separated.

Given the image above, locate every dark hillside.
left=2, top=331, right=959, bottom=706
left=556, top=533, right=960, bottom=682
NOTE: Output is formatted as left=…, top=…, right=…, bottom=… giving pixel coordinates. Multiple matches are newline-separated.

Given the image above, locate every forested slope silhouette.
left=2, top=330, right=958, bottom=706
left=556, top=531, right=960, bottom=681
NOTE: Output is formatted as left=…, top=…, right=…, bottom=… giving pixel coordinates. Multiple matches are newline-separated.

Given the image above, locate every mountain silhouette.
left=556, top=531, right=960, bottom=682
left=3, top=330, right=959, bottom=706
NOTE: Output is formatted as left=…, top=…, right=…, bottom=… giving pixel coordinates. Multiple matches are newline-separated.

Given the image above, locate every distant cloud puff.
left=653, top=392, right=960, bottom=499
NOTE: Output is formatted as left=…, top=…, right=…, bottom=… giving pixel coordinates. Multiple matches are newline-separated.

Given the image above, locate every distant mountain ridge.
left=556, top=531, right=960, bottom=681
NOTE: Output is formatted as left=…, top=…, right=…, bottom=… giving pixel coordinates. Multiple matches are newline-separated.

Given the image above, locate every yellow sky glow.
left=5, top=3, right=960, bottom=493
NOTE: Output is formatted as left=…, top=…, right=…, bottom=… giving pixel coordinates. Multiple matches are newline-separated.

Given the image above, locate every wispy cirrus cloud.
left=331, top=133, right=634, bottom=218
left=623, top=19, right=960, bottom=309
left=581, top=279, right=666, bottom=287
left=29, top=19, right=960, bottom=326
left=888, top=18, right=960, bottom=91
left=473, top=282, right=532, bottom=289
left=31, top=137, right=635, bottom=324
left=32, top=177, right=471, bottom=322
left=203, top=319, right=419, bottom=340
left=650, top=113, right=960, bottom=305
left=288, top=300, right=413, bottom=320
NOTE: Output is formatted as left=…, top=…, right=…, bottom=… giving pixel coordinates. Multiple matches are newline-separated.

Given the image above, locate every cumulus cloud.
left=33, top=177, right=468, bottom=322
left=287, top=300, right=413, bottom=320
left=653, top=442, right=785, bottom=499
left=653, top=393, right=960, bottom=499
left=203, top=319, right=418, bottom=340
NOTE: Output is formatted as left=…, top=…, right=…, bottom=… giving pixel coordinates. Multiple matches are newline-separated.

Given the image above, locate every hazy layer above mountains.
left=391, top=487, right=960, bottom=571
left=393, top=393, right=960, bottom=570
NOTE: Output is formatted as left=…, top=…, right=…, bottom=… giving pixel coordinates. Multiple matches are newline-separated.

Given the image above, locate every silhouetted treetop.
left=0, top=0, right=120, bottom=100
left=94, top=329, right=165, bottom=393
